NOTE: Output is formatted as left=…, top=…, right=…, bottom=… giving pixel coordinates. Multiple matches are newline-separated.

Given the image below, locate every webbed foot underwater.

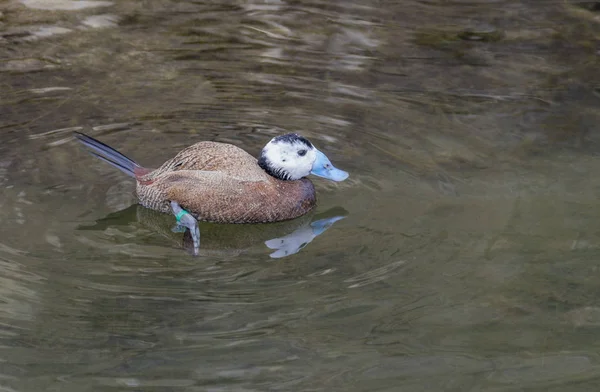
left=74, top=132, right=349, bottom=253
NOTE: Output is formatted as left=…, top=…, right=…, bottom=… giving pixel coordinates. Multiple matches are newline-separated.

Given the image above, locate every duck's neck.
left=257, top=156, right=292, bottom=181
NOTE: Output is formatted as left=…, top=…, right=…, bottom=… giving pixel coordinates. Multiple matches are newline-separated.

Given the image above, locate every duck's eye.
left=298, top=149, right=307, bottom=157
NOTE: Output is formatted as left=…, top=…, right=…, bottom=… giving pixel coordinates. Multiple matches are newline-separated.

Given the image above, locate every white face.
left=259, top=135, right=317, bottom=180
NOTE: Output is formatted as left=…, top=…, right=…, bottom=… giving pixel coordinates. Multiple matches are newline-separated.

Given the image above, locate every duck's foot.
left=171, top=224, right=186, bottom=233
left=170, top=201, right=200, bottom=255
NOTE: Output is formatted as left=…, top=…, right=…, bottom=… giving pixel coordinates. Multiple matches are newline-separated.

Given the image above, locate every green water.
left=2, top=0, right=600, bottom=391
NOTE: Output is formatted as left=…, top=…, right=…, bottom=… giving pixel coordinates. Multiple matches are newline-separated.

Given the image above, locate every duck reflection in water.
left=80, top=205, right=347, bottom=259
left=264, top=214, right=345, bottom=258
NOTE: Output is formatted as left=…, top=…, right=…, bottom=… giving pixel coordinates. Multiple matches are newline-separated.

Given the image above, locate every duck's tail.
left=74, top=132, right=144, bottom=178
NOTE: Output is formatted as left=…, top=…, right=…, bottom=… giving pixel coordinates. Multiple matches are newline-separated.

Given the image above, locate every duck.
left=74, top=132, right=349, bottom=253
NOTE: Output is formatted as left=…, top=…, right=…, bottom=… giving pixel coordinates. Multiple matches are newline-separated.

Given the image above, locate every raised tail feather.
left=74, top=132, right=142, bottom=178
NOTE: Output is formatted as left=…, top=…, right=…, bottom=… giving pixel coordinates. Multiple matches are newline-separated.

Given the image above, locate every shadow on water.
left=2, top=0, right=600, bottom=391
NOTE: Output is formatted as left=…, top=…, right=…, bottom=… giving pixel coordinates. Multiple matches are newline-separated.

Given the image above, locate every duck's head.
left=257, top=133, right=349, bottom=182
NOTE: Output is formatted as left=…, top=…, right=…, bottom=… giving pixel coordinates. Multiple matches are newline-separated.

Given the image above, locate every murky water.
left=2, top=0, right=600, bottom=390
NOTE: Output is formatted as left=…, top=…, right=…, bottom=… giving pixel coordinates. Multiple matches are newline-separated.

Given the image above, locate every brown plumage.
left=76, top=134, right=317, bottom=223
left=137, top=142, right=317, bottom=223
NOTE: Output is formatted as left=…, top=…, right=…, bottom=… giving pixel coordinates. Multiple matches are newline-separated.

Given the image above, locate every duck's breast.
left=242, top=178, right=317, bottom=223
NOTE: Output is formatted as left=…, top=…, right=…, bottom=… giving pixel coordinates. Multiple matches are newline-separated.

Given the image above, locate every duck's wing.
left=152, top=170, right=276, bottom=223
left=149, top=142, right=268, bottom=182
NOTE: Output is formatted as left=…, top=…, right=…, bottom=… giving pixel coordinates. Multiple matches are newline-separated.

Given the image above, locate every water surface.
left=2, top=0, right=600, bottom=391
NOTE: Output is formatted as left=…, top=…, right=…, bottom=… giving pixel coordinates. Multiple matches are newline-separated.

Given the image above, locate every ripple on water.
left=20, top=0, right=113, bottom=11
left=81, top=14, right=120, bottom=29
left=0, top=250, right=45, bottom=325
left=344, top=260, right=406, bottom=288
left=487, top=354, right=600, bottom=387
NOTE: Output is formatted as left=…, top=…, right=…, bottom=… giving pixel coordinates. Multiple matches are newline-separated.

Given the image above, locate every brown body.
left=134, top=142, right=317, bottom=223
